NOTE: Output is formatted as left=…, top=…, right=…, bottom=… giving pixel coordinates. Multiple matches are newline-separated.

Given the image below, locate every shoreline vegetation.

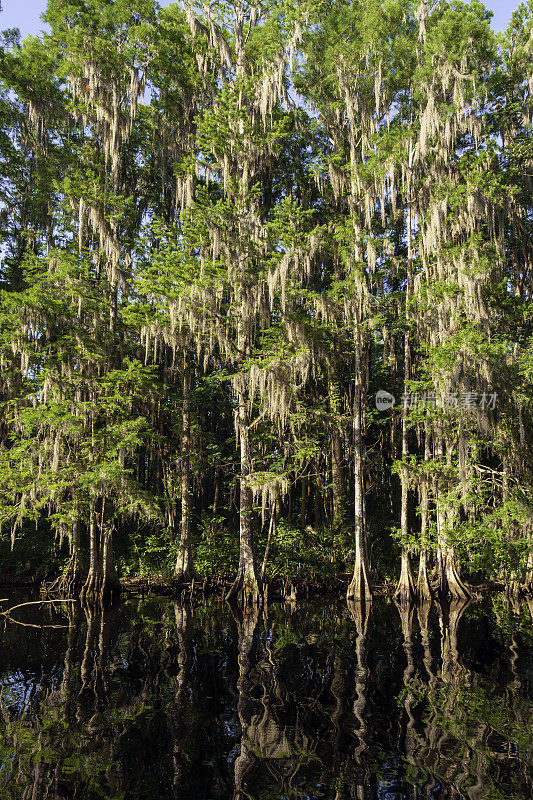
left=1, top=0, right=532, bottom=609
left=0, top=568, right=522, bottom=605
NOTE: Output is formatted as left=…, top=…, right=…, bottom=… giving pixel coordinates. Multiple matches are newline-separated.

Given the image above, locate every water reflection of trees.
left=0, top=595, right=531, bottom=799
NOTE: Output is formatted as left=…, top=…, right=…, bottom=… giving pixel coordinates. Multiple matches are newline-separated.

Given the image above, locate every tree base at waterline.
left=394, top=553, right=416, bottom=604
left=225, top=567, right=263, bottom=609
left=80, top=570, right=122, bottom=607
left=346, top=560, right=372, bottom=603
left=41, top=554, right=82, bottom=600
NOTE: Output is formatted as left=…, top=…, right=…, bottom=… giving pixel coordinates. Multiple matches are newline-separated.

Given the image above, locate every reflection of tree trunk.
left=22, top=735, right=45, bottom=800
left=438, top=598, right=470, bottom=681
left=347, top=599, right=371, bottom=800
left=395, top=600, right=417, bottom=758
left=417, top=601, right=436, bottom=689
left=77, top=604, right=106, bottom=718
left=171, top=602, right=193, bottom=796
left=415, top=601, right=443, bottom=787
left=331, top=651, right=348, bottom=753
left=397, top=601, right=415, bottom=682
left=173, top=602, right=192, bottom=701
left=232, top=606, right=260, bottom=800
left=175, top=360, right=194, bottom=580
left=507, top=630, right=522, bottom=703
left=61, top=604, right=81, bottom=718
left=435, top=598, right=473, bottom=790
left=466, top=736, right=488, bottom=800
left=347, top=599, right=371, bottom=761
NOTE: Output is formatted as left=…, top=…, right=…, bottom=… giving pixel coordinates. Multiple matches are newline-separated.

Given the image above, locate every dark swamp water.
left=0, top=593, right=532, bottom=800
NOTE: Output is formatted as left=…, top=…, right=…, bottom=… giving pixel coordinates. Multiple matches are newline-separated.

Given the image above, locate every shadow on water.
left=0, top=592, right=532, bottom=799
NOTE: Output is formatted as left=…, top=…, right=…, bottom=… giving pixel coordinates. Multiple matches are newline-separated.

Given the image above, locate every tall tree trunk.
left=521, top=512, right=533, bottom=594
left=329, top=377, right=345, bottom=527
left=382, top=324, right=397, bottom=515
left=525, top=543, right=533, bottom=595
left=101, top=524, right=121, bottom=604
left=442, top=442, right=471, bottom=601
left=395, top=329, right=415, bottom=603
left=435, top=442, right=470, bottom=600
left=227, top=384, right=261, bottom=606
left=175, top=359, right=194, bottom=581
left=396, top=176, right=415, bottom=603
left=331, top=426, right=345, bottom=527
left=444, top=546, right=471, bottom=601
left=81, top=501, right=102, bottom=606
left=81, top=498, right=120, bottom=606
left=314, top=458, right=324, bottom=528
left=417, top=547, right=432, bottom=600
left=71, top=518, right=80, bottom=582
left=260, top=496, right=277, bottom=581
left=300, top=467, right=308, bottom=529
left=396, top=550, right=415, bottom=603
left=347, top=316, right=372, bottom=602
left=434, top=424, right=447, bottom=594
left=417, top=421, right=432, bottom=599
left=213, top=468, right=222, bottom=513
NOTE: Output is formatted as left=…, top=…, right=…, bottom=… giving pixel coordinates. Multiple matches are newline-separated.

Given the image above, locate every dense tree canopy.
left=0, top=0, right=532, bottom=605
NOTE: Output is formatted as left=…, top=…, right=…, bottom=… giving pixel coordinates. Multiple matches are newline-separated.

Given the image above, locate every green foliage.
left=0, top=0, right=531, bottom=594
left=193, top=512, right=239, bottom=579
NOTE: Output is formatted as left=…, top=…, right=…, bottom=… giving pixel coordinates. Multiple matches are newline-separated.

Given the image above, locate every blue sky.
left=0, top=0, right=521, bottom=39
